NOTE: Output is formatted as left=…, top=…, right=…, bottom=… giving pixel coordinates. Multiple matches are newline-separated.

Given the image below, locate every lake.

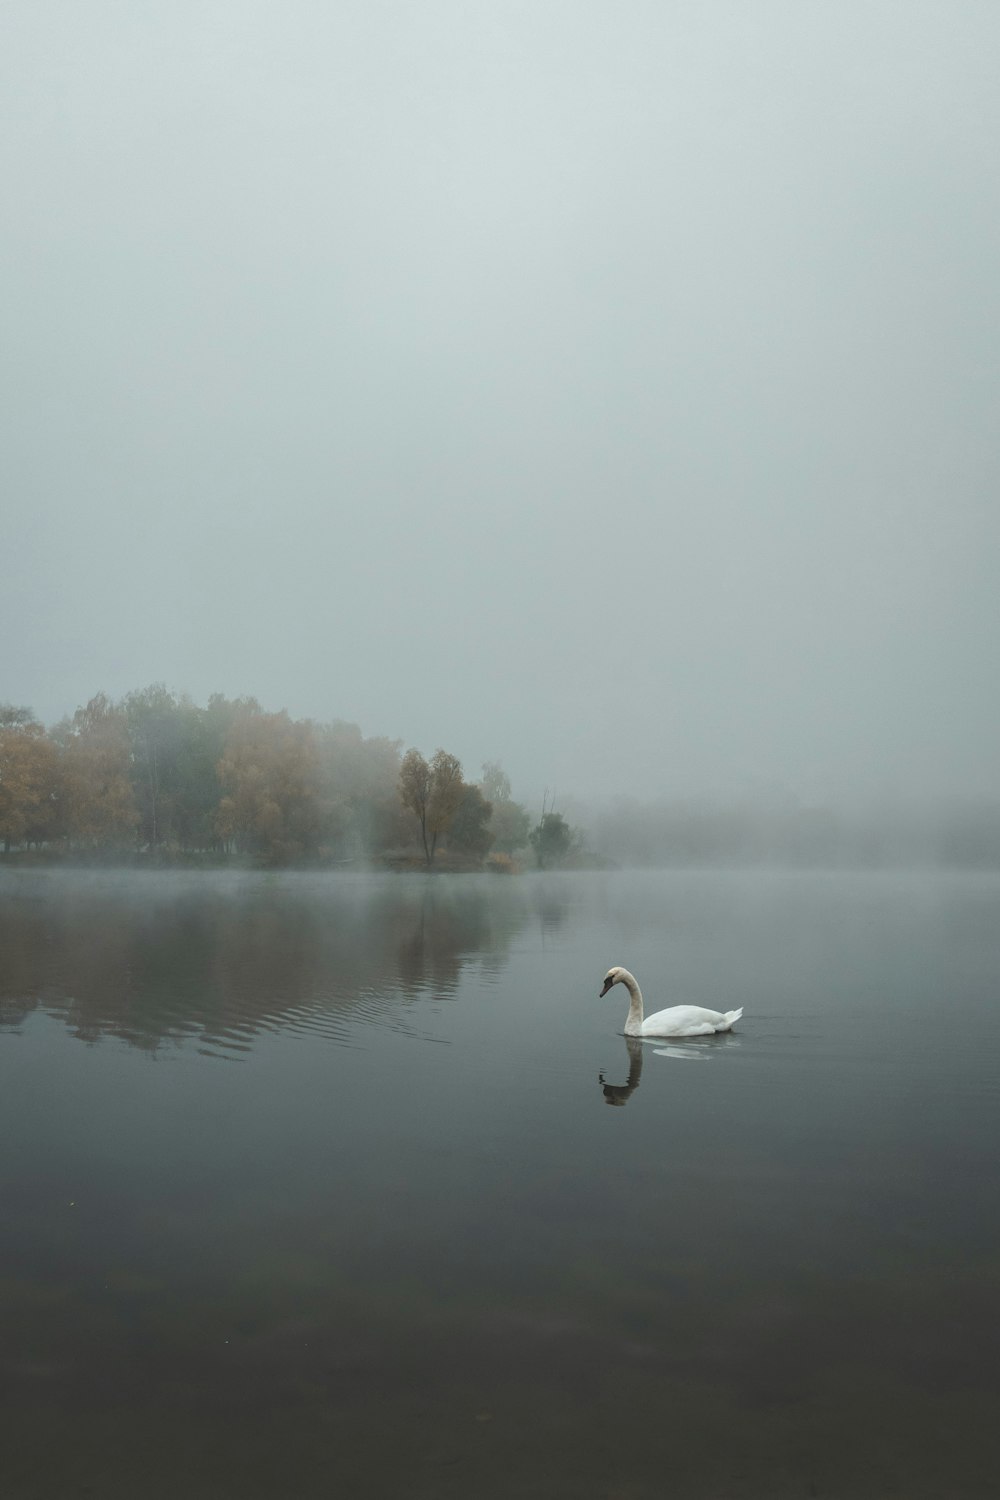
left=1, top=867, right=998, bottom=1498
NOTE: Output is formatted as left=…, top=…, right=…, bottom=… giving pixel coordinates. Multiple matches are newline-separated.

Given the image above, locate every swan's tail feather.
left=719, top=1008, right=743, bottom=1031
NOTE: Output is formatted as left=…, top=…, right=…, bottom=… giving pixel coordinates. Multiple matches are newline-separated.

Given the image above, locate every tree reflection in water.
left=0, top=870, right=571, bottom=1054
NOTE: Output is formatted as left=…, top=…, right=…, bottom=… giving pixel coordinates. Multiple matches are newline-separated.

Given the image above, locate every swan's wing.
left=642, top=1005, right=720, bottom=1037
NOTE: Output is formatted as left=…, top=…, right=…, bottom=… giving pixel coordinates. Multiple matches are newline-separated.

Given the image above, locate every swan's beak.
left=600, top=978, right=613, bottom=997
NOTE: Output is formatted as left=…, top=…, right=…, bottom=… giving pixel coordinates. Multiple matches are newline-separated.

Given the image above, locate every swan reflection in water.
left=600, top=1036, right=645, bottom=1105
left=599, top=1032, right=742, bottom=1106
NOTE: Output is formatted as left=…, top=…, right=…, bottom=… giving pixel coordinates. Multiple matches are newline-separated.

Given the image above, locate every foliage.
left=123, top=684, right=207, bottom=848
left=216, top=707, right=329, bottom=862
left=425, top=749, right=466, bottom=859
left=447, top=784, right=494, bottom=861
left=481, top=761, right=511, bottom=805
left=398, top=747, right=470, bottom=865
left=528, top=811, right=573, bottom=869
left=60, top=695, right=139, bottom=849
left=489, top=798, right=531, bottom=854
left=0, top=708, right=58, bottom=851
left=0, top=704, right=37, bottom=729
left=314, top=720, right=404, bottom=859
left=398, top=749, right=433, bottom=864
left=0, top=688, right=533, bottom=870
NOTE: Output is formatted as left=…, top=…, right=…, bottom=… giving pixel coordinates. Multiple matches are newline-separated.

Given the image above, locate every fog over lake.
left=2, top=868, right=999, bottom=1498
left=3, top=8, right=999, bottom=1495
left=3, top=1, right=999, bottom=808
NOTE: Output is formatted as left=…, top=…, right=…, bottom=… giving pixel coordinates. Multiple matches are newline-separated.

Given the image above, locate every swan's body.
left=600, top=966, right=743, bottom=1038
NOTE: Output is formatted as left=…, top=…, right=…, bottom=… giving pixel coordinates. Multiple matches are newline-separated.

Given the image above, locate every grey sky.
left=3, top=1, right=998, bottom=805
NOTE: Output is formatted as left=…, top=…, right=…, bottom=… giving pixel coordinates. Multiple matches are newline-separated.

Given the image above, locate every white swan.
left=600, top=966, right=743, bottom=1038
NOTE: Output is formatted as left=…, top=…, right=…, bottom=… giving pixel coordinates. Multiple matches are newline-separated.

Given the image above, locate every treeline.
left=0, top=688, right=547, bottom=868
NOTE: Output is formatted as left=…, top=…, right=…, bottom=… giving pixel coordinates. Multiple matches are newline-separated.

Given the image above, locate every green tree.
left=123, top=683, right=191, bottom=848
left=529, top=811, right=572, bottom=869
left=314, top=720, right=404, bottom=860
left=447, top=784, right=494, bottom=862
left=478, top=760, right=529, bottom=855
left=490, top=799, right=531, bottom=854
left=165, top=697, right=226, bottom=851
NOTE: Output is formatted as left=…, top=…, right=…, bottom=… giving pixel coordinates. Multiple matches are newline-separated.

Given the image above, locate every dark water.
left=1, top=867, right=998, bottom=1499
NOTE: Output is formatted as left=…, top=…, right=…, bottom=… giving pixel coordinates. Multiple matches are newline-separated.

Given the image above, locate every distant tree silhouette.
left=529, top=812, right=572, bottom=869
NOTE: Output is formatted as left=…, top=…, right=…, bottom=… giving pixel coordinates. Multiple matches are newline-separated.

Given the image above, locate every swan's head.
left=600, top=966, right=628, bottom=997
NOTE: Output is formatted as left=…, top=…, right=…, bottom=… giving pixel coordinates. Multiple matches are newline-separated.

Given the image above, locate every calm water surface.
left=1, top=867, right=998, bottom=1498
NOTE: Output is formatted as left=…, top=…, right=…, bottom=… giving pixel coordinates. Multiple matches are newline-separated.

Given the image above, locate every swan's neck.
left=621, top=973, right=644, bottom=1036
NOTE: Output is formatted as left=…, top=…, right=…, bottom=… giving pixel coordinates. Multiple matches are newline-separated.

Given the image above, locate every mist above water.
left=2, top=2, right=998, bottom=808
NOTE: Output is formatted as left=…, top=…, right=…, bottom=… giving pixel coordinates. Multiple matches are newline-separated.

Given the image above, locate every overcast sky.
left=3, top=1, right=998, bottom=806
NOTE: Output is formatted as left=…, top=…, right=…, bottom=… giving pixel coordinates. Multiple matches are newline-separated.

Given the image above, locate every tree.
left=447, top=785, right=494, bottom=862
left=0, top=705, right=36, bottom=730
left=398, top=747, right=468, bottom=865
left=477, top=760, right=529, bottom=855
left=314, top=720, right=404, bottom=859
left=60, top=695, right=139, bottom=850
left=123, top=683, right=189, bottom=847
left=426, top=749, right=465, bottom=862
left=529, top=811, right=573, bottom=869
left=215, top=708, right=327, bottom=862
left=481, top=761, right=512, bottom=804
left=0, top=707, right=58, bottom=852
left=398, top=749, right=433, bottom=863
left=490, top=798, right=531, bottom=854
left=165, top=696, right=227, bottom=851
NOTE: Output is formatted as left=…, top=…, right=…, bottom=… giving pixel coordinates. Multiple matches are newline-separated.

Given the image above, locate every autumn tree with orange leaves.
left=0, top=706, right=59, bottom=852
left=57, top=695, right=138, bottom=849
left=398, top=747, right=469, bottom=865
